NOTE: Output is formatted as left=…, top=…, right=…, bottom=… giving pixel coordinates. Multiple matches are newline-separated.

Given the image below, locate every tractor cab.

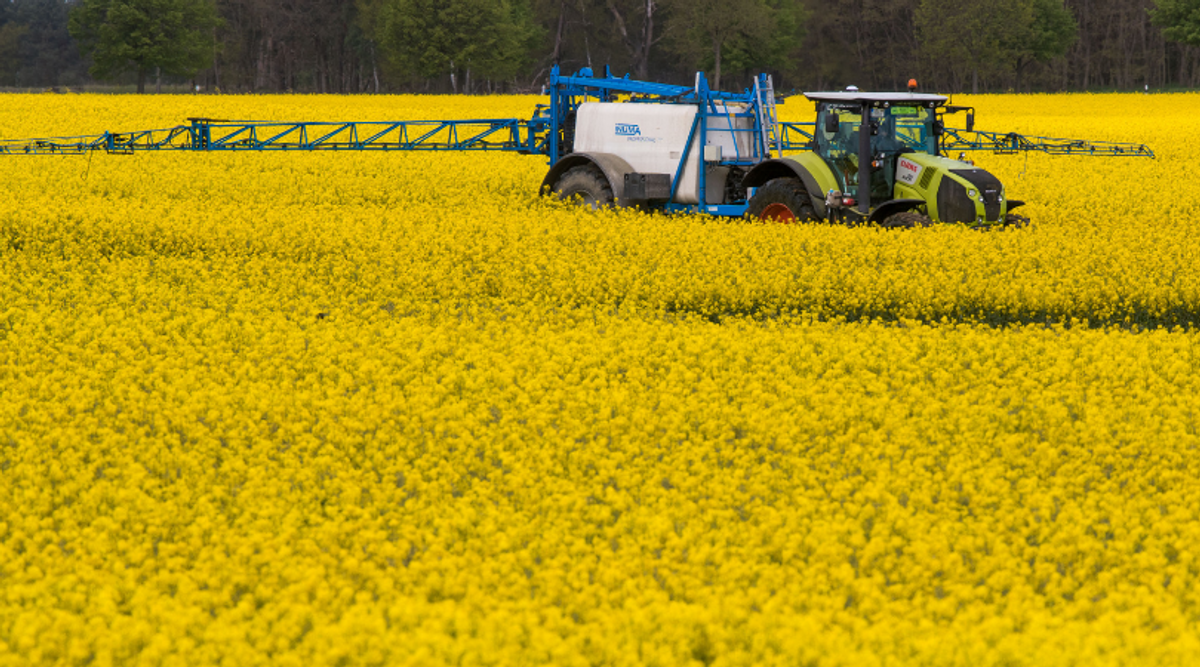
left=807, top=91, right=946, bottom=214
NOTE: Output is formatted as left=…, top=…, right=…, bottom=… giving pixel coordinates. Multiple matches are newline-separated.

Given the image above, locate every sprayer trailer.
left=1, top=67, right=1153, bottom=228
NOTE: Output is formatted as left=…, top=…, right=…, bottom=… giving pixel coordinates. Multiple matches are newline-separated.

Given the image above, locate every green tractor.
left=742, top=91, right=1025, bottom=228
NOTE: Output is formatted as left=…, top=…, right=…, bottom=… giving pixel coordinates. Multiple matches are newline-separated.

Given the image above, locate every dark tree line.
left=0, top=0, right=90, bottom=87
left=1, top=0, right=1199, bottom=93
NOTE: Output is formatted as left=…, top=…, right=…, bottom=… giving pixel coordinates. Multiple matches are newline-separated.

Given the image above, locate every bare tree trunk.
left=137, top=67, right=146, bottom=94
left=577, top=0, right=594, bottom=68
left=583, top=19, right=593, bottom=68
left=317, top=47, right=327, bottom=93
left=605, top=0, right=656, bottom=79
left=155, top=66, right=161, bottom=94
left=256, top=36, right=273, bottom=91
left=551, top=0, right=567, bottom=63
left=712, top=36, right=722, bottom=91
left=605, top=0, right=635, bottom=72
left=370, top=43, right=380, bottom=93
left=1081, top=0, right=1091, bottom=89
left=854, top=6, right=867, bottom=86
left=640, top=0, right=655, bottom=80
left=213, top=26, right=221, bottom=91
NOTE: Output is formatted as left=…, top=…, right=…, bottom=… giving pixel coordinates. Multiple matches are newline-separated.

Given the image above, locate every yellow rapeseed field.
left=1, top=90, right=1198, bottom=666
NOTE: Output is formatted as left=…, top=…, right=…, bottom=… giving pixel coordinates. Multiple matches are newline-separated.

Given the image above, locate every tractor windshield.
left=887, top=105, right=936, bottom=154
left=816, top=102, right=936, bottom=199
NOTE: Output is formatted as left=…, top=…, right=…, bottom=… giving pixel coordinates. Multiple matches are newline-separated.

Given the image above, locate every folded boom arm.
left=939, top=127, right=1155, bottom=157
left=775, top=122, right=1154, bottom=158
left=0, top=117, right=552, bottom=156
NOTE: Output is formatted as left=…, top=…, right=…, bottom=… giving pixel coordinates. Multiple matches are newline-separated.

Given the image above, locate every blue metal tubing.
left=698, top=82, right=709, bottom=206
left=191, top=119, right=534, bottom=151
left=941, top=128, right=1155, bottom=158
left=550, top=70, right=752, bottom=104
left=778, top=122, right=816, bottom=151
left=3, top=118, right=544, bottom=154
left=765, top=122, right=1153, bottom=158
left=1, top=125, right=196, bottom=154
left=667, top=115, right=701, bottom=204
left=1, top=132, right=106, bottom=154
left=209, top=124, right=255, bottom=148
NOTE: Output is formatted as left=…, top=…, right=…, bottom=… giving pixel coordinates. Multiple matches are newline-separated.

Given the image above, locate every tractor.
left=741, top=90, right=1024, bottom=228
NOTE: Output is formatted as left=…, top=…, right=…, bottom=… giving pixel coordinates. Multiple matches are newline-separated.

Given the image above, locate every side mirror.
left=966, top=112, right=975, bottom=132
left=824, top=114, right=839, bottom=134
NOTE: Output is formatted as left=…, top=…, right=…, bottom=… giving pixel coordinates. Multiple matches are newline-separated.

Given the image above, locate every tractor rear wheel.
left=880, top=211, right=934, bottom=229
left=747, top=178, right=818, bottom=223
left=554, top=165, right=614, bottom=209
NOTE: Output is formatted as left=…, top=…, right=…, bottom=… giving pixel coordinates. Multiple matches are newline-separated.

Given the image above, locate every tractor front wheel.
left=880, top=211, right=934, bottom=229
left=554, top=165, right=614, bottom=209
left=747, top=178, right=818, bottom=223
left=1002, top=213, right=1030, bottom=228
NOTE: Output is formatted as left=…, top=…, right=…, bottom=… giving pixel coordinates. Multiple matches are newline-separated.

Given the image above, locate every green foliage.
left=1151, top=0, right=1200, bottom=47
left=371, top=0, right=541, bottom=89
left=1003, top=0, right=1077, bottom=89
left=1021, top=0, right=1078, bottom=63
left=0, top=23, right=26, bottom=86
left=917, top=0, right=1076, bottom=92
left=664, top=0, right=805, bottom=90
left=0, top=0, right=92, bottom=88
left=917, top=0, right=1012, bottom=91
left=68, top=0, right=219, bottom=92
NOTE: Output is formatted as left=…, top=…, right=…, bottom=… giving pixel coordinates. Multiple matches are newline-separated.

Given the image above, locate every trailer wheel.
left=746, top=178, right=818, bottom=222
left=553, top=165, right=614, bottom=209
left=880, top=211, right=934, bottom=229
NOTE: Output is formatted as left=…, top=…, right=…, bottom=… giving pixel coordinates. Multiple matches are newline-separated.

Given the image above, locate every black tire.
left=553, top=165, right=614, bottom=209
left=1003, top=213, right=1030, bottom=228
left=880, top=211, right=934, bottom=229
left=971, top=213, right=1031, bottom=231
left=746, top=178, right=819, bottom=223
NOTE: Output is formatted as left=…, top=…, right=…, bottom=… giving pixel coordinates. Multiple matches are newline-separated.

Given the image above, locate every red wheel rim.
left=761, top=203, right=795, bottom=222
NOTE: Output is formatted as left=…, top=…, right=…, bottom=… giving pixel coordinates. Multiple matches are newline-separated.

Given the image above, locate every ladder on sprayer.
left=753, top=75, right=782, bottom=160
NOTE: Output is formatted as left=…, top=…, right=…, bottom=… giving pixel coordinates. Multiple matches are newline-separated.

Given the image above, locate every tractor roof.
left=804, top=92, right=948, bottom=106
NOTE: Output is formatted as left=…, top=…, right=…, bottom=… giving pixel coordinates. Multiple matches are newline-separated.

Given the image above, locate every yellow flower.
left=0, top=90, right=1198, bottom=666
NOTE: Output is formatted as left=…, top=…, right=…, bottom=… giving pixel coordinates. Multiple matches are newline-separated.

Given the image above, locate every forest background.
left=1, top=0, right=1199, bottom=95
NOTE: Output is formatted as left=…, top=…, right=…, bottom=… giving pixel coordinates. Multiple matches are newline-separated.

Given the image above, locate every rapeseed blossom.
left=0, top=92, right=1198, bottom=666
